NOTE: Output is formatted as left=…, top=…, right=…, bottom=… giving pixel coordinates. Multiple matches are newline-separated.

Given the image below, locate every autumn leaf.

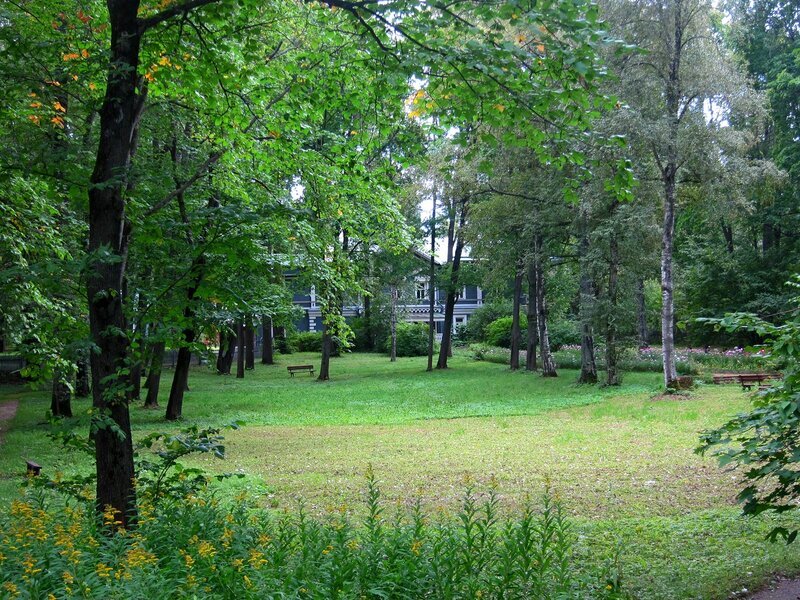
left=29, top=101, right=42, bottom=109
left=62, top=52, right=80, bottom=61
left=53, top=102, right=66, bottom=113
left=77, top=9, right=92, bottom=24
left=81, top=49, right=90, bottom=59
left=493, top=103, right=506, bottom=112
left=28, top=115, right=40, bottom=125
left=50, top=116, right=65, bottom=128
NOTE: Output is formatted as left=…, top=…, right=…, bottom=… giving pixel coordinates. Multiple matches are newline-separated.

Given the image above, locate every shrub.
left=548, top=319, right=581, bottom=350
left=383, top=322, right=429, bottom=357
left=462, top=300, right=513, bottom=343
left=0, top=474, right=624, bottom=599
left=485, top=317, right=514, bottom=348
left=291, top=331, right=324, bottom=352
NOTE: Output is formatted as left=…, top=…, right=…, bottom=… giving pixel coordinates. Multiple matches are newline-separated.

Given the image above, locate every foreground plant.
left=698, top=283, right=800, bottom=543
left=0, top=471, right=624, bottom=599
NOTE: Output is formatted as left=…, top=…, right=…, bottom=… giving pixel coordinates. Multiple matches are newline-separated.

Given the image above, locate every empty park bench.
left=287, top=364, right=315, bottom=378
left=712, top=372, right=780, bottom=391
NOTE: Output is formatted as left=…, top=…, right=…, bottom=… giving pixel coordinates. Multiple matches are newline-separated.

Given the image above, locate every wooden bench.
left=712, top=372, right=780, bottom=391
left=287, top=365, right=315, bottom=378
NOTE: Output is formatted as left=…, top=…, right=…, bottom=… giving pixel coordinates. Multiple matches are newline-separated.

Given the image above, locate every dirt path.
left=750, top=577, right=800, bottom=600
left=0, top=399, right=20, bottom=445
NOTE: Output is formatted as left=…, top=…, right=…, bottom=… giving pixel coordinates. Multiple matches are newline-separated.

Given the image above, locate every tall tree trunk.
left=144, top=341, right=165, bottom=408
left=245, top=320, right=255, bottom=369
left=578, top=212, right=597, bottom=384
left=75, top=351, right=90, bottom=398
left=606, top=218, right=621, bottom=386
left=319, top=331, right=332, bottom=380
left=165, top=250, right=206, bottom=420
left=261, top=317, right=274, bottom=365
left=216, top=331, right=226, bottom=373
left=510, top=268, right=523, bottom=370
left=525, top=260, right=538, bottom=371
left=236, top=320, right=245, bottom=379
left=659, top=0, right=683, bottom=389
left=87, top=2, right=145, bottom=528
left=534, top=236, right=557, bottom=377
left=635, top=278, right=649, bottom=348
left=722, top=223, right=734, bottom=254
left=221, top=331, right=236, bottom=374
left=50, top=367, right=73, bottom=418
left=274, top=326, right=286, bottom=354
left=437, top=199, right=468, bottom=370
left=390, top=285, right=398, bottom=362
left=427, top=194, right=436, bottom=372
left=363, top=295, right=373, bottom=351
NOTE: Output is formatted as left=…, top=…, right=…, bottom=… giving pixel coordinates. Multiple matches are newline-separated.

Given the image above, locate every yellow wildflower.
left=96, top=562, right=113, bottom=578
left=197, top=540, right=216, bottom=559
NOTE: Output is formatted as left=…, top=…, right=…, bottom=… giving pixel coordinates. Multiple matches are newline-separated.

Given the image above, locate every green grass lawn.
left=1, top=351, right=799, bottom=598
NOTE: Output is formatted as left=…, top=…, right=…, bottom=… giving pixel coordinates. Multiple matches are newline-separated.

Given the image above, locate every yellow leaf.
left=50, top=116, right=65, bottom=128
left=53, top=101, right=66, bottom=112
left=81, top=49, right=90, bottom=59
left=28, top=115, right=40, bottom=125
left=493, top=104, right=506, bottom=112
left=62, top=52, right=80, bottom=61
left=29, top=101, right=42, bottom=109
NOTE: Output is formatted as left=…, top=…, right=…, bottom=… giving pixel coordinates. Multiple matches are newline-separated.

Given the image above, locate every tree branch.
left=138, top=0, right=222, bottom=34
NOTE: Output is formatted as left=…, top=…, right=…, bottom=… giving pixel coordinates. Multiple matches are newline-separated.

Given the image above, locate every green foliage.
left=0, top=478, right=622, bottom=599
left=290, top=332, right=324, bottom=353
left=462, top=301, right=513, bottom=343
left=469, top=343, right=512, bottom=365
left=549, top=320, right=582, bottom=351
left=383, top=322, right=429, bottom=357
left=697, top=301, right=800, bottom=543
left=486, top=317, right=515, bottom=348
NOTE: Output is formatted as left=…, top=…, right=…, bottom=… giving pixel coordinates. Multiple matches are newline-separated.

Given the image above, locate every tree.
left=602, top=0, right=768, bottom=387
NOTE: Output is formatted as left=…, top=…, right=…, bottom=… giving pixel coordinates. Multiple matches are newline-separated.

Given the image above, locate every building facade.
left=291, top=281, right=485, bottom=339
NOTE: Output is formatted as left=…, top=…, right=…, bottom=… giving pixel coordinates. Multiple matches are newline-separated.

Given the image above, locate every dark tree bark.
left=427, top=193, right=436, bottom=372
left=218, top=330, right=236, bottom=374
left=437, top=199, right=468, bottom=370
left=274, top=326, right=287, bottom=354
left=50, top=368, right=73, bottom=418
left=635, top=278, right=649, bottom=348
left=261, top=316, right=274, bottom=365
left=129, top=359, right=143, bottom=402
left=510, top=268, right=523, bottom=370
left=389, top=285, right=398, bottom=362
left=75, top=352, right=90, bottom=398
left=245, top=320, right=255, bottom=369
left=165, top=251, right=206, bottom=420
left=363, top=295, right=373, bottom=351
left=144, top=341, right=165, bottom=408
left=722, top=223, right=734, bottom=254
left=534, top=236, right=557, bottom=377
left=319, top=331, right=332, bottom=380
left=236, top=320, right=245, bottom=379
left=525, top=260, right=538, bottom=371
left=87, top=1, right=145, bottom=528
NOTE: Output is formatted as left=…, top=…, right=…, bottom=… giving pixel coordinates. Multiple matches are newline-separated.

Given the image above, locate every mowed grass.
left=1, top=351, right=799, bottom=599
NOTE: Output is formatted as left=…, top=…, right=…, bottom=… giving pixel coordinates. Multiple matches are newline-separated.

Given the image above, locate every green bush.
left=548, top=320, right=581, bottom=351
left=485, top=317, right=514, bottom=348
left=383, top=322, right=429, bottom=357
left=0, top=475, right=623, bottom=599
left=291, top=331, right=324, bottom=352
left=462, top=300, right=513, bottom=343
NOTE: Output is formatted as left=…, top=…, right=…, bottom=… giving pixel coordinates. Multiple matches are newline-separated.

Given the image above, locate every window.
left=415, top=282, right=428, bottom=301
